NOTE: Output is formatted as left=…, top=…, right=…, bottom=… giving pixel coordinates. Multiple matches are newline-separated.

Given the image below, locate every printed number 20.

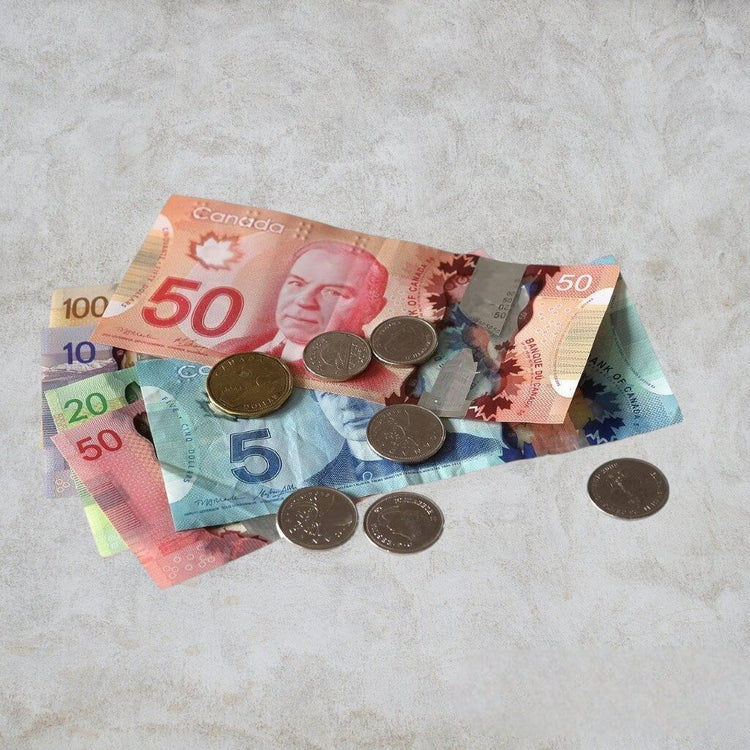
left=230, top=429, right=282, bottom=483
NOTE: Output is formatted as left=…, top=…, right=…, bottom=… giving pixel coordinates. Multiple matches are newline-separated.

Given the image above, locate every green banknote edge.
left=45, top=367, right=142, bottom=557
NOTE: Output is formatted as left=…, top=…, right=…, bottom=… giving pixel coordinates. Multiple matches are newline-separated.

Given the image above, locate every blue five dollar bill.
left=134, top=260, right=681, bottom=531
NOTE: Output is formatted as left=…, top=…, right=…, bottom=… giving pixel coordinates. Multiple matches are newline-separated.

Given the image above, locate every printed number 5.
left=230, top=429, right=282, bottom=483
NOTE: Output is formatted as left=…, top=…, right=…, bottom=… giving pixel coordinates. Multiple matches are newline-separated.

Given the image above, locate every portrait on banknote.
left=218, top=240, right=389, bottom=363
left=305, top=391, right=500, bottom=486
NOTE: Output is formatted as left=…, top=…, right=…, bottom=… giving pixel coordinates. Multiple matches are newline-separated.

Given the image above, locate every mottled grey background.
left=2, top=1, right=749, bottom=748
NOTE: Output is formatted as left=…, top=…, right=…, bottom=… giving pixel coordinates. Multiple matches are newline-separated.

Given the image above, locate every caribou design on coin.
left=587, top=458, right=669, bottom=519
left=277, top=487, right=358, bottom=549
left=366, top=403, right=446, bottom=464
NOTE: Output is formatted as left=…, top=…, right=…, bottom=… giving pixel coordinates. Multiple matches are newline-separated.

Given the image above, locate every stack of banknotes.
left=41, top=195, right=683, bottom=587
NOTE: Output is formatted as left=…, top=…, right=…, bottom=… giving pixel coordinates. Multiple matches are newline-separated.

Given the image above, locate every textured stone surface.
left=2, top=1, right=749, bottom=747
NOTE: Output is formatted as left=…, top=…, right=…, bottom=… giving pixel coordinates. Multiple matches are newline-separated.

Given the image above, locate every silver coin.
left=366, top=403, right=446, bottom=463
left=302, top=331, right=372, bottom=381
left=276, top=486, right=358, bottom=549
left=364, top=492, right=444, bottom=553
left=587, top=458, right=669, bottom=519
left=370, top=316, right=439, bottom=367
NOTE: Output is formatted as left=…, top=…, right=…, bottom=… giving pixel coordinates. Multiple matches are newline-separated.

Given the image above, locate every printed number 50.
left=230, top=429, right=282, bottom=483
left=142, top=276, right=244, bottom=337
left=76, top=429, right=123, bottom=461
left=556, top=274, right=593, bottom=292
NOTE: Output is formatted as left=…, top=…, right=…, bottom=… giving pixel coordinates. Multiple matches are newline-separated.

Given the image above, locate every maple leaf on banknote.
left=587, top=415, right=626, bottom=443
left=384, top=369, right=421, bottom=406
left=567, top=392, right=596, bottom=431
left=188, top=232, right=241, bottom=270
left=425, top=254, right=479, bottom=318
left=575, top=377, right=626, bottom=443
left=498, top=423, right=538, bottom=462
left=579, top=378, right=620, bottom=421
left=501, top=370, right=526, bottom=397
left=438, top=253, right=478, bottom=287
left=467, top=392, right=513, bottom=420
left=473, top=343, right=524, bottom=407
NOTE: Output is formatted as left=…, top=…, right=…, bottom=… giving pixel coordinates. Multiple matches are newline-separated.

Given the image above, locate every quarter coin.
left=587, top=458, right=669, bottom=519
left=366, top=403, right=446, bottom=463
left=276, top=487, right=358, bottom=549
left=302, top=331, right=372, bottom=381
left=370, top=316, right=439, bottom=367
left=364, top=492, right=444, bottom=553
left=206, top=352, right=293, bottom=418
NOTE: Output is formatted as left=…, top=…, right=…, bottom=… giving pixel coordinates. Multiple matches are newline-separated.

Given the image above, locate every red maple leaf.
left=467, top=393, right=513, bottom=421
left=384, top=370, right=421, bottom=405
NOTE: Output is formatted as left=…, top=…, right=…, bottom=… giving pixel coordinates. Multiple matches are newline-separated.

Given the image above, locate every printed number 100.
left=63, top=296, right=108, bottom=319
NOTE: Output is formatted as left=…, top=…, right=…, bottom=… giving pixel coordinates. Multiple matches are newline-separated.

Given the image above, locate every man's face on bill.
left=275, top=248, right=382, bottom=343
left=314, top=393, right=381, bottom=443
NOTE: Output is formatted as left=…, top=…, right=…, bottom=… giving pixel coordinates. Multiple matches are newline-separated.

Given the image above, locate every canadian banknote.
left=45, top=367, right=144, bottom=557
left=91, top=195, right=619, bottom=423
left=49, top=285, right=114, bottom=328
left=43, top=283, right=123, bottom=498
left=51, top=398, right=278, bottom=588
left=42, top=284, right=132, bottom=556
left=42, top=325, right=118, bottom=499
left=134, top=263, right=679, bottom=530
left=136, top=357, right=510, bottom=529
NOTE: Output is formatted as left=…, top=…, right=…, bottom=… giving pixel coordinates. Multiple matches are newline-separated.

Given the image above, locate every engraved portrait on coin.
left=364, top=492, right=444, bottom=553
left=370, top=316, right=438, bottom=367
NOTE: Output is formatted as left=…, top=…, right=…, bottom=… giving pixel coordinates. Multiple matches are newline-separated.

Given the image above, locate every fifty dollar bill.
left=92, top=195, right=619, bottom=423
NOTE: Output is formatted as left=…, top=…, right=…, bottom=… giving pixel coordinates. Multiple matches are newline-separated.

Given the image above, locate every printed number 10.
left=63, top=341, right=96, bottom=364
left=230, top=429, right=282, bottom=483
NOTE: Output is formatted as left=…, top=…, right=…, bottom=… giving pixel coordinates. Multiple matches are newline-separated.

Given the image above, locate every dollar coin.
left=206, top=352, right=293, bottom=418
